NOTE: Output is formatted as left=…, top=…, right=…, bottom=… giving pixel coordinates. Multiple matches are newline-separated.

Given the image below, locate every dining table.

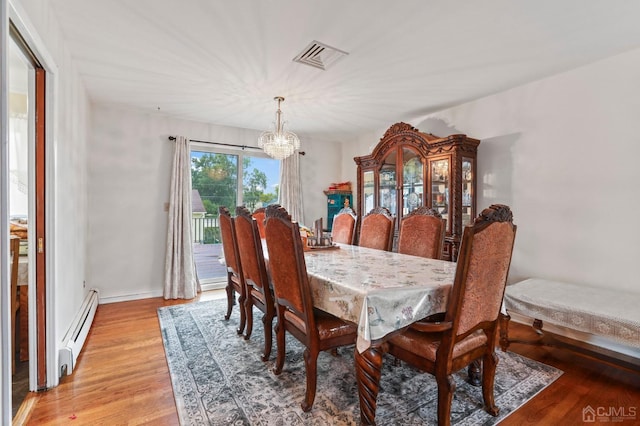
left=297, top=242, right=458, bottom=425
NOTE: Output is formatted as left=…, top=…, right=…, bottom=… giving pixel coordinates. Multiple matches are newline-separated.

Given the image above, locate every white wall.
left=344, top=48, right=640, bottom=294
left=297, top=135, right=343, bottom=227
left=88, top=105, right=340, bottom=302
left=12, top=0, right=90, bottom=384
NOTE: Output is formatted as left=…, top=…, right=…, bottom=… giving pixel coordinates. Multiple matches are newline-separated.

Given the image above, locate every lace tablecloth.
left=303, top=244, right=456, bottom=352
left=504, top=278, right=640, bottom=348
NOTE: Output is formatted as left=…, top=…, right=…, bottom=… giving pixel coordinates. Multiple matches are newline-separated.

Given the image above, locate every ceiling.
left=47, top=0, right=640, bottom=142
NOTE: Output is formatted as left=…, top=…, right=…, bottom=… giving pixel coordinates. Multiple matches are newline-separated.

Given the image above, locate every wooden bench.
left=500, top=278, right=640, bottom=371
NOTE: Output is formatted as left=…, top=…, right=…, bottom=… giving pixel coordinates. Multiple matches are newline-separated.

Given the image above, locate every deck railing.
left=192, top=216, right=221, bottom=244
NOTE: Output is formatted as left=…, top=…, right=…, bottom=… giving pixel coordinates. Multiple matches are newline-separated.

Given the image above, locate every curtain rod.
left=168, top=136, right=305, bottom=155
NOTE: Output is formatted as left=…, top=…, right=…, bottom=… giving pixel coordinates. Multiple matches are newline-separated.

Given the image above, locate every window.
left=190, top=145, right=279, bottom=286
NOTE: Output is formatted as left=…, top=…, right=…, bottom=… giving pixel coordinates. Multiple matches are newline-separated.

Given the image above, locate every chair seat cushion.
left=284, top=308, right=357, bottom=340
left=390, top=328, right=487, bottom=360
left=315, top=308, right=357, bottom=340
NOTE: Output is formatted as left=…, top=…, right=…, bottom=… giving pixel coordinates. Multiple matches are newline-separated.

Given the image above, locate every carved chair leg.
left=236, top=292, right=246, bottom=335
left=499, top=313, right=511, bottom=351
left=301, top=348, right=319, bottom=412
left=224, top=280, right=234, bottom=320
left=244, top=298, right=253, bottom=340
left=482, top=351, right=500, bottom=416
left=436, top=373, right=455, bottom=426
left=273, top=317, right=286, bottom=375
left=262, top=311, right=274, bottom=362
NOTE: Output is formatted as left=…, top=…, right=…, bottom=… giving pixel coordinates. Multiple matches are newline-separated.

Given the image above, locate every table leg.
left=355, top=343, right=387, bottom=425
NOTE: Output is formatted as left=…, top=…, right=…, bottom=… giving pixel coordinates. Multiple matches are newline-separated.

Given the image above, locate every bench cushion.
left=504, top=278, right=640, bottom=348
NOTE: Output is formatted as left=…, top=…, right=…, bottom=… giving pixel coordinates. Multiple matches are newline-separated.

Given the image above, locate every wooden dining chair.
left=386, top=204, right=517, bottom=426
left=358, top=206, right=395, bottom=251
left=10, top=235, right=20, bottom=374
left=330, top=207, right=357, bottom=245
left=252, top=206, right=266, bottom=239
left=264, top=204, right=357, bottom=412
left=234, top=206, right=275, bottom=361
left=218, top=206, right=246, bottom=335
left=397, top=206, right=445, bottom=259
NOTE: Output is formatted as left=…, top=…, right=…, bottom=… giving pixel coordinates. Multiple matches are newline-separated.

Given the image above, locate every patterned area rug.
left=158, top=300, right=562, bottom=425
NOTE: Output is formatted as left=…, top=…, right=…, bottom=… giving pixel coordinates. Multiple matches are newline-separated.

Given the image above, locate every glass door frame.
left=190, top=142, right=278, bottom=289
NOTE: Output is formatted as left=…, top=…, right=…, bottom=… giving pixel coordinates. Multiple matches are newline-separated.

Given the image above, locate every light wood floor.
left=16, top=291, right=640, bottom=425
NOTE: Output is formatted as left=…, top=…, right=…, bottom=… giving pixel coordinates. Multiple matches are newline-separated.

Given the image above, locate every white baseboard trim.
left=98, top=281, right=227, bottom=304
left=200, top=281, right=226, bottom=292
left=99, top=290, right=165, bottom=304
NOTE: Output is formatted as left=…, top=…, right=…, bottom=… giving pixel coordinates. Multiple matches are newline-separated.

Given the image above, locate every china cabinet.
left=354, top=122, right=479, bottom=261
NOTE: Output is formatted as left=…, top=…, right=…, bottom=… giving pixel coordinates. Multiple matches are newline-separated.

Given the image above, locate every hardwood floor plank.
left=18, top=291, right=640, bottom=425
left=499, top=325, right=640, bottom=425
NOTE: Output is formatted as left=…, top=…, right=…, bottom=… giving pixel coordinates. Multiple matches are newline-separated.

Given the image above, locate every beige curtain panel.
left=278, top=152, right=304, bottom=225
left=164, top=135, right=200, bottom=299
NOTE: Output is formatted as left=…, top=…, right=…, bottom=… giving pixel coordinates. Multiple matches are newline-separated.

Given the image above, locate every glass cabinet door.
left=379, top=150, right=397, bottom=213
left=462, top=158, right=474, bottom=226
left=355, top=124, right=479, bottom=262
left=363, top=170, right=375, bottom=214
left=402, top=148, right=423, bottom=216
left=431, top=158, right=450, bottom=230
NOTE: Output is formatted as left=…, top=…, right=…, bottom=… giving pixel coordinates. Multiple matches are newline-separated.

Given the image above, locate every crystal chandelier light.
left=258, top=96, right=300, bottom=160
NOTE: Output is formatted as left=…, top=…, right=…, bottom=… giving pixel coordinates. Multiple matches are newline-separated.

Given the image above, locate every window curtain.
left=278, top=152, right=304, bottom=224
left=164, top=135, right=200, bottom=299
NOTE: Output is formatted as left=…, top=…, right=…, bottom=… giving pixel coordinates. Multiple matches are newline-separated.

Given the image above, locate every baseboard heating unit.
left=59, top=288, right=100, bottom=376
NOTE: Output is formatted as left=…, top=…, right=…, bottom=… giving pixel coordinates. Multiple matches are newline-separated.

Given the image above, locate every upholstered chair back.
left=264, top=204, right=314, bottom=331
left=397, top=206, right=445, bottom=259
left=358, top=206, right=395, bottom=251
left=252, top=207, right=266, bottom=239
left=234, top=206, right=268, bottom=293
left=449, top=204, right=517, bottom=338
left=218, top=206, right=241, bottom=275
left=331, top=208, right=357, bottom=245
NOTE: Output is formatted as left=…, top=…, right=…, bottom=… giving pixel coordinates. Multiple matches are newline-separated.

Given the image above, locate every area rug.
left=158, top=299, right=562, bottom=425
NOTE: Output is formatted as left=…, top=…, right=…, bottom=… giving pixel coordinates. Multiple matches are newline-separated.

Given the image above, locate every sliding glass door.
left=190, top=146, right=279, bottom=287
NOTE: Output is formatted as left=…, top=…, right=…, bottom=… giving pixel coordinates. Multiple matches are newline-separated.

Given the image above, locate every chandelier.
left=258, top=96, right=300, bottom=160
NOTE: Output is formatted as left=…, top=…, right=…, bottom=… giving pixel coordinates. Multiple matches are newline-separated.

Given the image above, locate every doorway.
left=7, top=21, right=47, bottom=417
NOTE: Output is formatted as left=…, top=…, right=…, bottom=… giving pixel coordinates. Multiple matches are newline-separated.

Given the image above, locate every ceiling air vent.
left=293, top=40, right=348, bottom=70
